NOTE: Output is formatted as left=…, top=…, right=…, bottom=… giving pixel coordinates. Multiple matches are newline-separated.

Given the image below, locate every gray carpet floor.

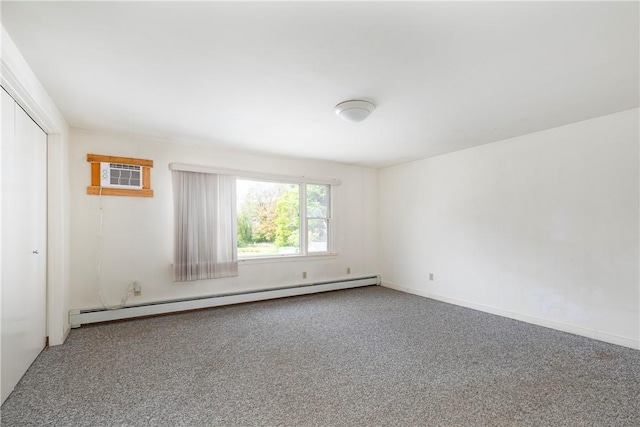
left=1, top=286, right=640, bottom=426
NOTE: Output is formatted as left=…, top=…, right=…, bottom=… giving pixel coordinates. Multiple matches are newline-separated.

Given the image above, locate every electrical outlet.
left=133, top=281, right=142, bottom=296
left=429, top=273, right=434, bottom=281
left=302, top=272, right=307, bottom=279
left=347, top=267, right=351, bottom=274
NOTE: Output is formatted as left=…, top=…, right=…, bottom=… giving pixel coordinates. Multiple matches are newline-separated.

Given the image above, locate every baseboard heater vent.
left=70, top=275, right=380, bottom=328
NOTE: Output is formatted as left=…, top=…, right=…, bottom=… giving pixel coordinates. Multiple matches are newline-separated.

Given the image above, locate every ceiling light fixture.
left=334, top=100, right=376, bottom=123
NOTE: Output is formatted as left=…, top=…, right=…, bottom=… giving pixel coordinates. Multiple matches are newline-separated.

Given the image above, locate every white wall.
left=380, top=109, right=640, bottom=349
left=69, top=129, right=378, bottom=310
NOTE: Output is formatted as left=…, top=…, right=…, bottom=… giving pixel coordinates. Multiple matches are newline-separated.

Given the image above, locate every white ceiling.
left=2, top=1, right=638, bottom=168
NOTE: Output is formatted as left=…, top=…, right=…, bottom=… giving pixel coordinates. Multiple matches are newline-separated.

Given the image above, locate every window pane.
left=237, top=180, right=300, bottom=256
left=308, top=218, right=328, bottom=252
left=307, top=184, right=328, bottom=218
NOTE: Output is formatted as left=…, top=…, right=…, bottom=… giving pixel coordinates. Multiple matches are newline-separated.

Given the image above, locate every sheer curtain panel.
left=172, top=171, right=238, bottom=282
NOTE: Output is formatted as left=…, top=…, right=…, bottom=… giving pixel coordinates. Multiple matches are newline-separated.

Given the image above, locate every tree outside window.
left=237, top=180, right=330, bottom=257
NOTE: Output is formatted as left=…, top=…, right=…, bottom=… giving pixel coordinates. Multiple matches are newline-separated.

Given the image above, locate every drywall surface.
left=379, top=109, right=639, bottom=349
left=69, top=130, right=378, bottom=310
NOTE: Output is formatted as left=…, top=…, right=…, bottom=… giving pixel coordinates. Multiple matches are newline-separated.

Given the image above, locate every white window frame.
left=304, top=183, right=332, bottom=255
left=169, top=163, right=341, bottom=262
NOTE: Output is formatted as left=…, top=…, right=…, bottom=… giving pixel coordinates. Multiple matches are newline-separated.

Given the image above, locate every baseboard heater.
left=69, top=275, right=380, bottom=328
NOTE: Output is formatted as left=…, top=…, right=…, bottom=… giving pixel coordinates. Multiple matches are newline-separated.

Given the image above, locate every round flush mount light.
left=334, top=100, right=376, bottom=123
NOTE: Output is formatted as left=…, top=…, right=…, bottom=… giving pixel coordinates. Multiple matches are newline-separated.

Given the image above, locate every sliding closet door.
left=1, top=88, right=47, bottom=404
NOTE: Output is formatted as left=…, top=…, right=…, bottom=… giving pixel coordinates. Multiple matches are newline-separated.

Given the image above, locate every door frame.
left=1, top=26, right=70, bottom=345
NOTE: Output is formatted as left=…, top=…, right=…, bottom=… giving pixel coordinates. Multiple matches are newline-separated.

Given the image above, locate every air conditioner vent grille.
left=100, top=162, right=143, bottom=189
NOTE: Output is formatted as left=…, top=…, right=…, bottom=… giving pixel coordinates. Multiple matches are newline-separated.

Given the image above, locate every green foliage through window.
left=237, top=180, right=300, bottom=256
left=236, top=179, right=331, bottom=257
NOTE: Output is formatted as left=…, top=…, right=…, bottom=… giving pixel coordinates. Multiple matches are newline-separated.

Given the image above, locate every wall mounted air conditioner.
left=100, top=162, right=143, bottom=189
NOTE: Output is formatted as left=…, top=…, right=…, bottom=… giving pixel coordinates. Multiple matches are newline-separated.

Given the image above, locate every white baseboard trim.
left=382, top=281, right=640, bottom=351
left=70, top=276, right=380, bottom=327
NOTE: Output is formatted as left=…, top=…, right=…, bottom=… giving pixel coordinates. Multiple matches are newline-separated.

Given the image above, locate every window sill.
left=238, top=253, right=339, bottom=265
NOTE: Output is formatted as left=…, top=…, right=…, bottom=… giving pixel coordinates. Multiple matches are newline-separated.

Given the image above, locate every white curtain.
left=172, top=171, right=238, bottom=282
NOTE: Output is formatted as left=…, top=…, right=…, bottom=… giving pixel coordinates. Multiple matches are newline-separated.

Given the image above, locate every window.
left=169, top=162, right=340, bottom=261
left=306, top=184, right=330, bottom=253
left=237, top=179, right=331, bottom=258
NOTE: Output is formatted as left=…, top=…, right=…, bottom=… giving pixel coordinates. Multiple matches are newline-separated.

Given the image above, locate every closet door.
left=1, top=88, right=47, bottom=404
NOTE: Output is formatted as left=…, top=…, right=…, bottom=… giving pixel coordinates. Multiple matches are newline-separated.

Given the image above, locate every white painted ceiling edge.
left=2, top=1, right=638, bottom=168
